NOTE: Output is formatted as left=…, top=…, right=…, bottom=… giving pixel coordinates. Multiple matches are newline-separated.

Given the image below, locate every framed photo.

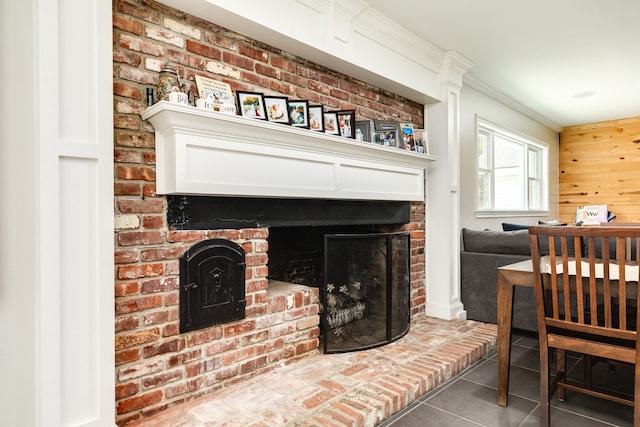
left=308, top=105, right=324, bottom=132
left=413, top=128, right=428, bottom=153
left=335, top=110, right=356, bottom=139
left=194, top=75, right=233, bottom=104
left=264, top=95, right=290, bottom=124
left=355, top=120, right=374, bottom=142
left=287, top=100, right=309, bottom=128
left=374, top=119, right=401, bottom=147
left=400, top=122, right=415, bottom=151
left=323, top=112, right=340, bottom=135
left=236, top=91, right=267, bottom=119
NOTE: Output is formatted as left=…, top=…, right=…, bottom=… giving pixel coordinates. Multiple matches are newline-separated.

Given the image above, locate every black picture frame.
left=355, top=120, right=374, bottom=142
left=287, top=99, right=310, bottom=128
left=374, top=119, right=401, bottom=147
left=323, top=112, right=340, bottom=135
left=336, top=110, right=356, bottom=139
left=263, top=95, right=290, bottom=124
left=308, top=105, right=325, bottom=132
left=236, top=91, right=267, bottom=120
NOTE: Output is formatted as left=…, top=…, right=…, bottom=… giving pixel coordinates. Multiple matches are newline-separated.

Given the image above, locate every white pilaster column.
left=425, top=52, right=473, bottom=319
left=1, top=0, right=115, bottom=426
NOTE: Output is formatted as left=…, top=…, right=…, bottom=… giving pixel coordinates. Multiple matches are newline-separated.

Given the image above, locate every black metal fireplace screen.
left=322, top=231, right=410, bottom=353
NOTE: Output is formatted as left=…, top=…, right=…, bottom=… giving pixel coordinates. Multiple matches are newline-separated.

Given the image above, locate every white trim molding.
left=464, top=74, right=562, bottom=132
left=155, top=0, right=445, bottom=105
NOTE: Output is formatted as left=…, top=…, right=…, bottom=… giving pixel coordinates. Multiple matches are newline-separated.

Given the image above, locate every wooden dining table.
left=496, top=258, right=535, bottom=407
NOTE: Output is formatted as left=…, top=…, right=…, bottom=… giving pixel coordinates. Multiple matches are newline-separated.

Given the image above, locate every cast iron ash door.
left=180, top=239, right=246, bottom=333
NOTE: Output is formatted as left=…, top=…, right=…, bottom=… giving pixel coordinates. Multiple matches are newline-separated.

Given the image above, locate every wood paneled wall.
left=559, top=116, right=640, bottom=223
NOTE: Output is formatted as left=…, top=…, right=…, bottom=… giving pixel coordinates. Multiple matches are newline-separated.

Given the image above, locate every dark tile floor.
left=379, top=332, right=635, bottom=427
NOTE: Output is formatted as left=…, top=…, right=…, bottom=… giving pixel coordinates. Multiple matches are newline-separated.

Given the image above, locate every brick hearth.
left=127, top=317, right=497, bottom=426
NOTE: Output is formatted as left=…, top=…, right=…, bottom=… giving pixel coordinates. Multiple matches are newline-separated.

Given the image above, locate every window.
left=476, top=118, right=548, bottom=216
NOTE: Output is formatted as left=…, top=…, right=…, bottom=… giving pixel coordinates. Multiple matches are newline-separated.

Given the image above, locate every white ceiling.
left=366, top=0, right=640, bottom=128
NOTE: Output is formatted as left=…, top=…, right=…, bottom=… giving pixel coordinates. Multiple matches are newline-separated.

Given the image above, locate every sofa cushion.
left=538, top=220, right=567, bottom=226
left=462, top=228, right=531, bottom=256
left=502, top=222, right=529, bottom=231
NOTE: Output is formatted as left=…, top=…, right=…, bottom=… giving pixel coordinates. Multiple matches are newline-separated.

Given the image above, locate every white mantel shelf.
left=142, top=102, right=436, bottom=201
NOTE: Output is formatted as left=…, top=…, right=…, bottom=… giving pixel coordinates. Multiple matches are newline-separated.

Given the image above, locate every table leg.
left=497, top=272, right=515, bottom=407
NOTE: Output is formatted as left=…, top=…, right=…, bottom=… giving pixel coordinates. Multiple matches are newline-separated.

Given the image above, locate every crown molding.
left=463, top=74, right=561, bottom=132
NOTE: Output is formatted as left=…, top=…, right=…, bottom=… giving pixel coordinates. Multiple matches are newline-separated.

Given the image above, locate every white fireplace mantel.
left=142, top=102, right=436, bottom=201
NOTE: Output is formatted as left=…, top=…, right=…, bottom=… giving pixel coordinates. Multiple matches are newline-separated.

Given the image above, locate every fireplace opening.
left=268, top=226, right=410, bottom=353
left=169, top=195, right=414, bottom=351
left=179, top=239, right=246, bottom=333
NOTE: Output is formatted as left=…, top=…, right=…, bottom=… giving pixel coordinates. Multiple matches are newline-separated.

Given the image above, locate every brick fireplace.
left=115, top=203, right=424, bottom=425
left=113, top=1, right=427, bottom=425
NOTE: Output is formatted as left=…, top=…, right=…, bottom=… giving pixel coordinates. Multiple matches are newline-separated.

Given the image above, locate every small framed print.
left=308, top=105, right=324, bottom=132
left=412, top=128, right=427, bottom=153
left=194, top=75, right=233, bottom=104
left=374, top=119, right=401, bottom=147
left=355, top=120, right=374, bottom=142
left=287, top=100, right=309, bottom=128
left=323, top=112, right=340, bottom=135
left=413, top=129, right=429, bottom=154
left=236, top=91, right=267, bottom=119
left=336, top=110, right=356, bottom=139
left=264, top=95, right=290, bottom=124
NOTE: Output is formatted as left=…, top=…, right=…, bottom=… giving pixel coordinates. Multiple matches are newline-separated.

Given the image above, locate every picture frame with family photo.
left=323, top=112, right=339, bottom=135
left=355, top=120, right=374, bottom=142
left=264, top=95, right=290, bottom=124
left=236, top=91, right=267, bottom=120
left=373, top=119, right=401, bottom=147
left=287, top=100, right=309, bottom=128
left=308, top=105, right=324, bottom=132
left=335, top=110, right=355, bottom=139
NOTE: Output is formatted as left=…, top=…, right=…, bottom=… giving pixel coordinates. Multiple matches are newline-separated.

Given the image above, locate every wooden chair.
left=528, top=225, right=640, bottom=426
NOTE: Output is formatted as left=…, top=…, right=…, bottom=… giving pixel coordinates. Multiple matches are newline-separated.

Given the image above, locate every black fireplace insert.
left=322, top=231, right=410, bottom=353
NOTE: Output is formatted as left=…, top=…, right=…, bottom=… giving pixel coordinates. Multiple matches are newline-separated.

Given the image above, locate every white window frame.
left=475, top=117, right=549, bottom=218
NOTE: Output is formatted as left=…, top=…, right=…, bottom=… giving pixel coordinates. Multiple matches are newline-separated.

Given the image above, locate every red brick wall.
left=112, top=0, right=426, bottom=425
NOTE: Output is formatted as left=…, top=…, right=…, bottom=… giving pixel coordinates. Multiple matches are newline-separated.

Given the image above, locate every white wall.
left=459, top=84, right=560, bottom=232
left=0, top=1, right=37, bottom=425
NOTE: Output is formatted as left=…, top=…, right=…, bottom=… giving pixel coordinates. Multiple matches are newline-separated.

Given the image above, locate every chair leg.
left=634, top=355, right=640, bottom=427
left=583, top=354, right=593, bottom=390
left=540, top=345, right=551, bottom=426
left=556, top=349, right=566, bottom=401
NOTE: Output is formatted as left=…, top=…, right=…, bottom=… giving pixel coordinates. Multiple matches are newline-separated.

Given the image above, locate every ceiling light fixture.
left=572, top=90, right=596, bottom=99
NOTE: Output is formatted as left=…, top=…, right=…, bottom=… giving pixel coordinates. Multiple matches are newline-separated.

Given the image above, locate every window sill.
left=474, top=210, right=550, bottom=219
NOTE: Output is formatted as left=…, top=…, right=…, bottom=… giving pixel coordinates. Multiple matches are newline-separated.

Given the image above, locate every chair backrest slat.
left=574, top=235, right=585, bottom=323
left=602, top=237, right=612, bottom=328
left=561, top=237, right=573, bottom=321
left=587, top=237, right=599, bottom=325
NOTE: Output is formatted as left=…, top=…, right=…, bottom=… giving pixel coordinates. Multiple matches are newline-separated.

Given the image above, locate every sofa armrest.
left=460, top=251, right=537, bottom=332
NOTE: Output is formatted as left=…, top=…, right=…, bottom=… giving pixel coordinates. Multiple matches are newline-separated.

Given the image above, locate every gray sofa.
left=460, top=228, right=537, bottom=332
left=460, top=226, right=587, bottom=333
